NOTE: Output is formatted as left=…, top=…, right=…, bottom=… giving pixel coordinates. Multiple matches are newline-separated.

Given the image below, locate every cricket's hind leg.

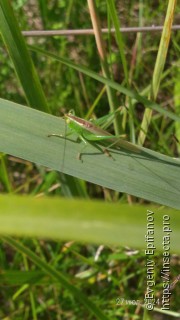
left=78, top=135, right=89, bottom=161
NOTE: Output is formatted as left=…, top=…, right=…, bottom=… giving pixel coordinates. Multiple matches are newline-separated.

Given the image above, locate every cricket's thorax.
left=65, top=113, right=112, bottom=137
left=66, top=114, right=96, bottom=129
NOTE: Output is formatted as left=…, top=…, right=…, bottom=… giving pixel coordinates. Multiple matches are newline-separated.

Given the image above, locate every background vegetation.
left=0, top=0, right=179, bottom=319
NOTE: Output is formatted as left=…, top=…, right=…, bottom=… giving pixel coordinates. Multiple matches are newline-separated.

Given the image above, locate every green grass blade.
left=2, top=236, right=108, bottom=320
left=0, top=0, right=49, bottom=113
left=0, top=154, right=12, bottom=192
left=0, top=195, right=179, bottom=252
left=30, top=46, right=180, bottom=122
left=174, top=67, right=180, bottom=153
left=138, top=0, right=177, bottom=145
left=88, top=0, right=120, bottom=135
left=151, top=0, right=177, bottom=99
left=107, top=0, right=128, bottom=83
left=0, top=98, right=180, bottom=208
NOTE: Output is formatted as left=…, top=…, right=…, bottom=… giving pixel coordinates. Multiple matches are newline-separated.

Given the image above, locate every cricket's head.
left=64, top=109, right=75, bottom=124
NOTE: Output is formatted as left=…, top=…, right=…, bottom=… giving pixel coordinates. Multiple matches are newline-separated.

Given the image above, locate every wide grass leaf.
left=0, top=98, right=180, bottom=208
left=0, top=195, right=179, bottom=252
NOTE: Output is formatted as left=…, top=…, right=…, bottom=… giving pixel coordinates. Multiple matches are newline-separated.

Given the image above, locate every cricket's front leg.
left=78, top=135, right=88, bottom=161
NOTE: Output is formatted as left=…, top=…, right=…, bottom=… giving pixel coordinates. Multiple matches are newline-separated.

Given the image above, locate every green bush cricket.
left=48, top=111, right=141, bottom=161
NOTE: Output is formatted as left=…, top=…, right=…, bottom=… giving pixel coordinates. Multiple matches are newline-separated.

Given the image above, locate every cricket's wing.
left=114, top=138, right=141, bottom=153
left=83, top=123, right=112, bottom=137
